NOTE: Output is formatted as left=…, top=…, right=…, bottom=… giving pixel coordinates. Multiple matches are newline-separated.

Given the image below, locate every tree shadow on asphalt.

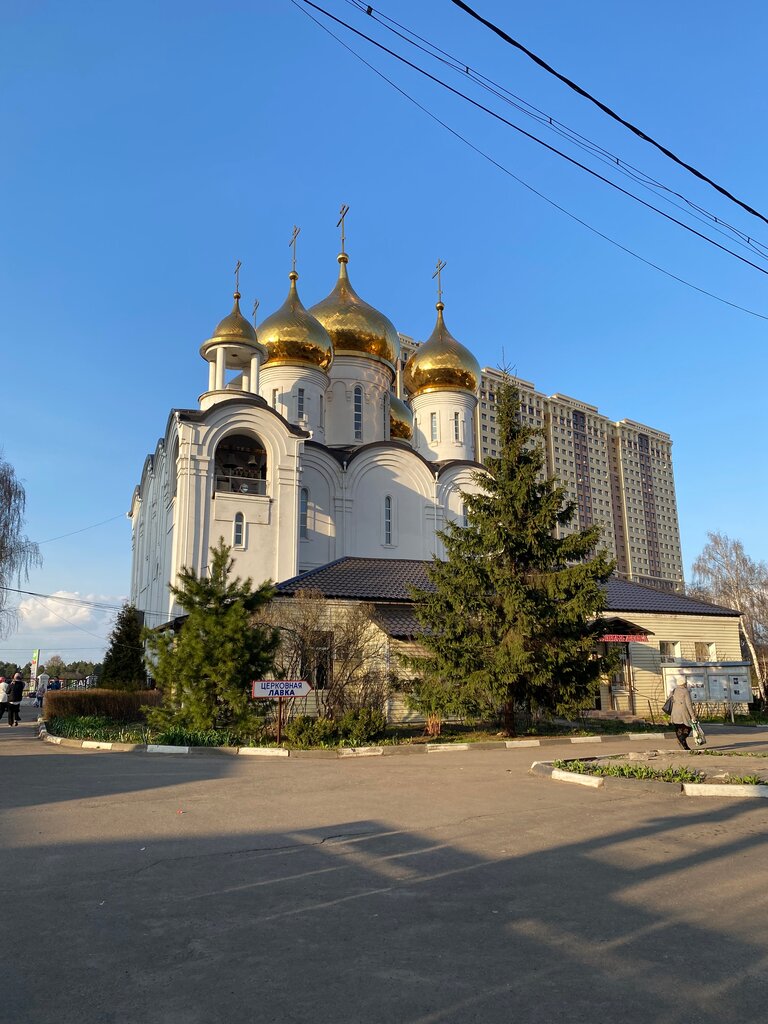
left=4, top=786, right=768, bottom=1024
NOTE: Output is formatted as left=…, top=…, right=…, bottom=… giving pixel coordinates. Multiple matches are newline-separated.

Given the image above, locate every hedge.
left=43, top=688, right=163, bottom=722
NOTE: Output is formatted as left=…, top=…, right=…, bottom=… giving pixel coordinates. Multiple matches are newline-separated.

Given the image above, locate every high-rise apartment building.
left=397, top=336, right=684, bottom=591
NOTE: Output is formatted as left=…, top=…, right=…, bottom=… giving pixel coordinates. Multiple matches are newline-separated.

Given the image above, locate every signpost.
left=251, top=680, right=314, bottom=745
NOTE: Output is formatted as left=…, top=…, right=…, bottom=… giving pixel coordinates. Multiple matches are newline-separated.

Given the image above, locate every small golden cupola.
left=309, top=252, right=400, bottom=370
left=403, top=301, right=480, bottom=399
left=199, top=263, right=269, bottom=409
left=258, top=270, right=333, bottom=372
left=389, top=393, right=414, bottom=441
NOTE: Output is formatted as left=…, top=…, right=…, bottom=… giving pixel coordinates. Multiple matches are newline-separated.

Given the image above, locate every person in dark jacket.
left=7, top=672, right=24, bottom=727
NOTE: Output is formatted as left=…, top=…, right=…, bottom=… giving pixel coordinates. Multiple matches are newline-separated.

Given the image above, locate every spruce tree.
left=408, top=383, right=616, bottom=734
left=100, top=604, right=146, bottom=690
left=145, top=539, right=278, bottom=731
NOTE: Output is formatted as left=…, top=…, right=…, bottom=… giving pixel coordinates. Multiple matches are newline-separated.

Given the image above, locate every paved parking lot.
left=3, top=717, right=768, bottom=1024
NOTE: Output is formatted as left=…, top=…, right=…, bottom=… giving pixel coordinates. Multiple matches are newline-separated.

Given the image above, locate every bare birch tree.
left=0, top=454, right=42, bottom=639
left=689, top=531, right=768, bottom=699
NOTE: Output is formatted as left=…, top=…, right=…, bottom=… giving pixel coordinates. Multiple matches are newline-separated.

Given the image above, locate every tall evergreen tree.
left=146, top=539, right=278, bottom=731
left=101, top=604, right=146, bottom=690
left=407, top=383, right=616, bottom=734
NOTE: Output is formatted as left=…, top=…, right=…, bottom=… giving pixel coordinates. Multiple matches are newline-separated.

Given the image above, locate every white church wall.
left=345, top=448, right=436, bottom=559
left=299, top=450, right=342, bottom=572
left=325, top=356, right=393, bottom=446
left=411, top=390, right=477, bottom=463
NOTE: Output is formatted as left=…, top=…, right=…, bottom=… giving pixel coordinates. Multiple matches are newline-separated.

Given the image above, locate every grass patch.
left=46, top=715, right=266, bottom=748
left=553, top=758, right=704, bottom=784
left=553, top=758, right=765, bottom=785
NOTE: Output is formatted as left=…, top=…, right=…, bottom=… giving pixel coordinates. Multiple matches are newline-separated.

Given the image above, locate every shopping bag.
left=691, top=721, right=706, bottom=746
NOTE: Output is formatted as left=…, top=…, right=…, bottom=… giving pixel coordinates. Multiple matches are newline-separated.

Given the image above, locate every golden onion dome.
left=258, top=272, right=333, bottom=372
left=200, top=291, right=266, bottom=367
left=309, top=253, right=400, bottom=370
left=210, top=292, right=259, bottom=346
left=403, top=302, right=481, bottom=398
left=389, top=393, right=414, bottom=441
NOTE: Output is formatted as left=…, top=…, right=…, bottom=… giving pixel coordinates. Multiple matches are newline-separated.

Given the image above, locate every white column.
left=215, top=348, right=225, bottom=390
left=250, top=355, right=260, bottom=394
left=241, top=371, right=250, bottom=392
left=208, top=359, right=216, bottom=392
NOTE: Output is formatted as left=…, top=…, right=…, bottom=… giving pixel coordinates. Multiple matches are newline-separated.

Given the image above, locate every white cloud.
left=17, top=592, right=124, bottom=632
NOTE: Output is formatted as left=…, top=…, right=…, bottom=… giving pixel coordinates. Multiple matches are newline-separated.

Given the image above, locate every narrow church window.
left=453, top=412, right=461, bottom=442
left=300, top=488, right=309, bottom=539
left=319, top=394, right=324, bottom=428
left=354, top=386, right=363, bottom=440
left=430, top=412, right=438, bottom=442
left=384, top=495, right=392, bottom=545
left=233, top=512, right=244, bottom=547
left=297, top=388, right=305, bottom=420
left=272, top=389, right=278, bottom=410
left=461, top=502, right=468, bottom=528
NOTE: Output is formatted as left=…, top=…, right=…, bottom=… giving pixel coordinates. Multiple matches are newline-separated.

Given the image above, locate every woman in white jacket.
left=0, top=676, right=10, bottom=723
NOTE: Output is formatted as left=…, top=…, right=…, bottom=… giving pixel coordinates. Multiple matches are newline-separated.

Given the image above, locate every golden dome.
left=258, top=272, right=333, bottom=372
left=403, top=303, right=480, bottom=398
left=200, top=292, right=267, bottom=367
left=210, top=293, right=259, bottom=346
left=309, top=253, right=400, bottom=370
left=389, top=393, right=414, bottom=441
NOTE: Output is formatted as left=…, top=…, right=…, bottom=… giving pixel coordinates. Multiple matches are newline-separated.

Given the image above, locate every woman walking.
left=0, top=676, right=8, bottom=723
left=670, top=680, right=697, bottom=750
left=6, top=672, right=24, bottom=727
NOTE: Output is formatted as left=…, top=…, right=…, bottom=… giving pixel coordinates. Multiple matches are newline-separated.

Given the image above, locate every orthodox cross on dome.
left=337, top=203, right=350, bottom=254
left=252, top=298, right=260, bottom=326
left=432, top=258, right=447, bottom=304
left=289, top=225, right=301, bottom=273
left=234, top=259, right=242, bottom=295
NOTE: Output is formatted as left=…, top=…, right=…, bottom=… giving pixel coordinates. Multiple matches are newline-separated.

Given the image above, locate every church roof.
left=276, top=557, right=740, bottom=622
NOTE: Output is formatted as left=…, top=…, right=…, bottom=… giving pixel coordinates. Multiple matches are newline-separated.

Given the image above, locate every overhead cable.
left=292, top=0, right=768, bottom=320
left=449, top=0, right=768, bottom=229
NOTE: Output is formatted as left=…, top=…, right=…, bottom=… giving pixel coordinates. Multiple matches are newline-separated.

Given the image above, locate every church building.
left=129, top=235, right=486, bottom=627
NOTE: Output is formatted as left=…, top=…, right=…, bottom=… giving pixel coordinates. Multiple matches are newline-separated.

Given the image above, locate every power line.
left=449, top=0, right=768, bottom=231
left=37, top=513, right=126, bottom=545
left=292, top=0, right=768, bottom=320
left=298, top=0, right=768, bottom=280
left=347, top=0, right=768, bottom=261
left=0, top=586, right=123, bottom=610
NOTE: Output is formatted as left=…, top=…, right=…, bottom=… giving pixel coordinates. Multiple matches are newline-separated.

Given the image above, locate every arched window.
left=354, top=386, right=363, bottom=440
left=430, top=412, right=438, bottom=443
left=214, top=434, right=267, bottom=495
left=233, top=512, right=244, bottom=547
left=300, top=488, right=309, bottom=539
left=384, top=495, right=392, bottom=545
left=297, top=388, right=305, bottom=421
left=453, top=412, right=461, bottom=443
left=461, top=502, right=468, bottom=528
left=319, top=394, right=324, bottom=428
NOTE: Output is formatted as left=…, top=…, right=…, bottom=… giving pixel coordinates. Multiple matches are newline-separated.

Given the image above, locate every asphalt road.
left=3, top=713, right=768, bottom=1024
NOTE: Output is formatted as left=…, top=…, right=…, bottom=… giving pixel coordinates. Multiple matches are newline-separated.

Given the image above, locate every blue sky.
left=2, top=0, right=767, bottom=664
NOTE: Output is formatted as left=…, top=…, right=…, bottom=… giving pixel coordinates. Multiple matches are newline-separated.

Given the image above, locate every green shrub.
left=284, top=715, right=338, bottom=748
left=44, top=688, right=162, bottom=722
left=337, top=707, right=387, bottom=745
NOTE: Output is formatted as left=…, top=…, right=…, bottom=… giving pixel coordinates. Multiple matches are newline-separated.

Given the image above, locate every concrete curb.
left=35, top=721, right=678, bottom=761
left=683, top=782, right=768, bottom=798
left=551, top=767, right=604, bottom=788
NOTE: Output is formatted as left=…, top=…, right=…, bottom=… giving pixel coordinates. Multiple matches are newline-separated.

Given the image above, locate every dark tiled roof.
left=277, top=557, right=740, bottom=618
left=604, top=577, right=738, bottom=617
left=277, top=558, right=432, bottom=602
left=372, top=604, right=424, bottom=640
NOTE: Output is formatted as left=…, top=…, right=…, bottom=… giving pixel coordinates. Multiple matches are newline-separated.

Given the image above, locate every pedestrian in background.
left=0, top=677, right=8, bottom=723
left=7, top=672, right=24, bottom=727
left=35, top=671, right=49, bottom=708
left=670, top=680, right=697, bottom=750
